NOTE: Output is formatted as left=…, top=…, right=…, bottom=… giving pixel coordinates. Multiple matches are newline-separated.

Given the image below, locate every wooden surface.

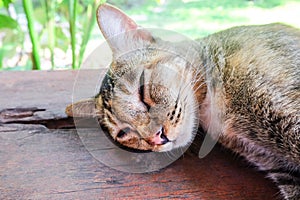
left=0, top=70, right=279, bottom=199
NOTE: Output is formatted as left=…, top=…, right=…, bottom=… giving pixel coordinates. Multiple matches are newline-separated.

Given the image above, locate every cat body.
left=198, top=24, right=300, bottom=199
left=66, top=4, right=300, bottom=199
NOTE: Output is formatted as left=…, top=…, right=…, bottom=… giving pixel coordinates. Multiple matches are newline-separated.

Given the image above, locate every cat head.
left=67, top=3, right=203, bottom=152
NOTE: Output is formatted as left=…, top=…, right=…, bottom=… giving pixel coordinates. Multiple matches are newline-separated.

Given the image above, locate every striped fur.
left=67, top=4, right=300, bottom=199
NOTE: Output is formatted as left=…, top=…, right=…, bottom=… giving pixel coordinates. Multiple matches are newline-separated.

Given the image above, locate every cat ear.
left=65, top=98, right=99, bottom=118
left=96, top=3, right=154, bottom=55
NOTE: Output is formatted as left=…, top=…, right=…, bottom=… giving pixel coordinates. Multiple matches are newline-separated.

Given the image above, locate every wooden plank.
left=0, top=70, right=279, bottom=199
left=0, top=70, right=103, bottom=121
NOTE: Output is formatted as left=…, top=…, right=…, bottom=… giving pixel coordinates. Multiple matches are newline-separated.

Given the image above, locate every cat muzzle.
left=148, top=127, right=170, bottom=145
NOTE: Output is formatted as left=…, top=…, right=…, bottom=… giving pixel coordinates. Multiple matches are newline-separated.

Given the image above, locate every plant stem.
left=68, top=0, right=77, bottom=69
left=77, top=0, right=99, bottom=68
left=45, top=0, right=56, bottom=69
left=22, top=0, right=41, bottom=70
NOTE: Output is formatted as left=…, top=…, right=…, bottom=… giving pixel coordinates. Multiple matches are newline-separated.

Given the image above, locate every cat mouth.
left=114, top=142, right=153, bottom=153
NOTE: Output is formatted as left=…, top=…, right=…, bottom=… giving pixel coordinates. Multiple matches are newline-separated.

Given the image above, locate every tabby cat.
left=66, top=3, right=300, bottom=199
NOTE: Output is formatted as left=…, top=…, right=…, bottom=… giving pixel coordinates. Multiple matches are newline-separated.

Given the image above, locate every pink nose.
left=150, top=128, right=169, bottom=145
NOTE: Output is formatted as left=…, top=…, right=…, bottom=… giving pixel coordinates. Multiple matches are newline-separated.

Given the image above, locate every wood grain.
left=0, top=70, right=279, bottom=199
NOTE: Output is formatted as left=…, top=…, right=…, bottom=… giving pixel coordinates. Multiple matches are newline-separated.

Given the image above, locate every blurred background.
left=0, top=0, right=300, bottom=71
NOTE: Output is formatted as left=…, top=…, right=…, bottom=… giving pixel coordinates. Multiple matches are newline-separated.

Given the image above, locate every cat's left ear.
left=96, top=3, right=154, bottom=55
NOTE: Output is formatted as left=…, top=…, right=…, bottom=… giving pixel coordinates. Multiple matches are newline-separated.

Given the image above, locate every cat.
left=66, top=3, right=300, bottom=200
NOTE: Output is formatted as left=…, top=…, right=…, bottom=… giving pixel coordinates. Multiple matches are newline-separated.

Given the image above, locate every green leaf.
left=55, top=26, right=69, bottom=52
left=81, top=0, right=95, bottom=7
left=33, top=7, right=47, bottom=25
left=1, top=0, right=13, bottom=9
left=0, top=14, right=24, bottom=69
left=0, top=14, right=24, bottom=56
left=0, top=14, right=19, bottom=30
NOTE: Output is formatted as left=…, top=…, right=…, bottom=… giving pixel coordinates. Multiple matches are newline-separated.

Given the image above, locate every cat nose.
left=150, top=127, right=169, bottom=145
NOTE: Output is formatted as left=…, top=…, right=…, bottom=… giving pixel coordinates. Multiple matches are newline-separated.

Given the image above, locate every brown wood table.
left=0, top=70, right=279, bottom=199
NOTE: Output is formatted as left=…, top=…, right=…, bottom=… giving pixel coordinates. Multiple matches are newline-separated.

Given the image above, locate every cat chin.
left=154, top=142, right=174, bottom=152
left=155, top=139, right=193, bottom=152
left=154, top=134, right=193, bottom=152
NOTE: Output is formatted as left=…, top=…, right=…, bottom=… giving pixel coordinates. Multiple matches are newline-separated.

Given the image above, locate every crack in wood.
left=0, top=107, right=46, bottom=119
left=0, top=107, right=76, bottom=129
left=3, top=117, right=76, bottom=129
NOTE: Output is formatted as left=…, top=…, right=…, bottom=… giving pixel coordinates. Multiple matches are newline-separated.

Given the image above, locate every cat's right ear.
left=96, top=3, right=154, bottom=55
left=65, top=97, right=103, bottom=118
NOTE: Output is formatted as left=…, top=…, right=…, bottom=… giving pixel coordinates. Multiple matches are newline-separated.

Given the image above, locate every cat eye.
left=117, top=127, right=131, bottom=138
left=139, top=71, right=151, bottom=110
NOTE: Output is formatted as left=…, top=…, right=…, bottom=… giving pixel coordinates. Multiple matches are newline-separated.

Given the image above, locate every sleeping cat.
left=66, top=3, right=300, bottom=200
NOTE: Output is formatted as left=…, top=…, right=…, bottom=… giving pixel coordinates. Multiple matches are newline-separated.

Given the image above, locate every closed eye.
left=139, top=70, right=151, bottom=111
left=117, top=127, right=131, bottom=138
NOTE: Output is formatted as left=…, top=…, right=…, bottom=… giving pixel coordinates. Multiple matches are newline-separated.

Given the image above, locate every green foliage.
left=0, top=14, right=24, bottom=69
left=0, top=14, right=19, bottom=30
left=0, top=0, right=103, bottom=70
left=0, top=0, right=13, bottom=8
left=68, top=0, right=77, bottom=69
left=0, top=0, right=300, bottom=70
left=54, top=27, right=69, bottom=52
left=121, top=0, right=300, bottom=38
left=22, top=0, right=41, bottom=70
left=44, top=0, right=56, bottom=69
